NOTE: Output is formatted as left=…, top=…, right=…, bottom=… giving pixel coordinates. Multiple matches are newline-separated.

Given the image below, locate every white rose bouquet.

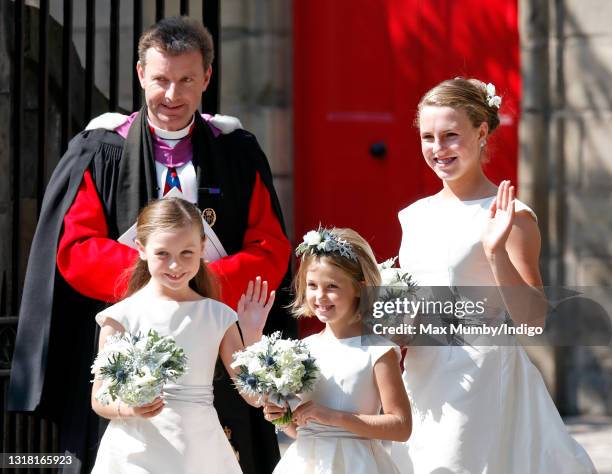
left=231, top=331, right=319, bottom=426
left=91, top=329, right=187, bottom=407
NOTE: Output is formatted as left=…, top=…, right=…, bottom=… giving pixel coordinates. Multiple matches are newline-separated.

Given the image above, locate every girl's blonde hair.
left=124, top=197, right=218, bottom=299
left=416, top=77, right=501, bottom=134
left=290, top=228, right=381, bottom=320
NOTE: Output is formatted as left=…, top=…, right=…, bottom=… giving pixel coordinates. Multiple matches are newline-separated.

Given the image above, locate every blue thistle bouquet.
left=91, top=329, right=187, bottom=407
left=231, top=331, right=319, bottom=426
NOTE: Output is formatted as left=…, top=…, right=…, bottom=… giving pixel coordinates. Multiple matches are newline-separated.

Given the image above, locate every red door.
left=294, top=0, right=520, bottom=336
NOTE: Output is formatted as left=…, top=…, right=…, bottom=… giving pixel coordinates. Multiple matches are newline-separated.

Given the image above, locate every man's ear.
left=136, top=61, right=146, bottom=88
left=202, top=65, right=212, bottom=92
left=135, top=239, right=147, bottom=260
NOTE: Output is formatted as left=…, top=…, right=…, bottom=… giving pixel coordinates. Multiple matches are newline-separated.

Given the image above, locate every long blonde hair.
left=290, top=227, right=381, bottom=320
left=124, top=198, right=218, bottom=299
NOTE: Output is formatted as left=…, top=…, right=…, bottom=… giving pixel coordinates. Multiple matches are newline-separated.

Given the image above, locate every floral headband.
left=295, top=227, right=358, bottom=262
left=484, top=82, right=502, bottom=109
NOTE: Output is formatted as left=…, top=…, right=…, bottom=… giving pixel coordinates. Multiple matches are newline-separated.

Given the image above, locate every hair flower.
left=303, top=230, right=322, bottom=246
left=296, top=227, right=358, bottom=262
left=485, top=82, right=502, bottom=109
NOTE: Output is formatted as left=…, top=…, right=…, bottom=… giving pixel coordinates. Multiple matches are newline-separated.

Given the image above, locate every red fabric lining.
left=57, top=170, right=290, bottom=309
left=208, top=173, right=291, bottom=309
left=57, top=169, right=138, bottom=302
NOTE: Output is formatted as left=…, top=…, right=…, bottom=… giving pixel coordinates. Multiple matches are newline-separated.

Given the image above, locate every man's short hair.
left=138, top=16, right=214, bottom=69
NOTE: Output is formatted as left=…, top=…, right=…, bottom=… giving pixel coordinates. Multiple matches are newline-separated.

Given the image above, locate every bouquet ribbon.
left=268, top=393, right=302, bottom=411
left=267, top=394, right=303, bottom=426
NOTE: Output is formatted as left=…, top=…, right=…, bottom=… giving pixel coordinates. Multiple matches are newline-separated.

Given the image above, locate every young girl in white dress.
left=390, top=78, right=595, bottom=473
left=264, top=227, right=412, bottom=474
left=90, top=197, right=275, bottom=474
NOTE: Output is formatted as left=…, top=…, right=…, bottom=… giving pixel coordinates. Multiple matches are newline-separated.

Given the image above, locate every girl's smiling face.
left=136, top=224, right=204, bottom=299
left=419, top=105, right=487, bottom=183
left=305, top=259, right=360, bottom=329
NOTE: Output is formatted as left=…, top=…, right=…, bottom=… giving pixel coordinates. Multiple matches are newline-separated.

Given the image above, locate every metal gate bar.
left=2, top=0, right=221, bottom=463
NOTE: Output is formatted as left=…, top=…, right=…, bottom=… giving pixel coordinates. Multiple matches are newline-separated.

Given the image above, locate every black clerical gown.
left=9, top=110, right=292, bottom=473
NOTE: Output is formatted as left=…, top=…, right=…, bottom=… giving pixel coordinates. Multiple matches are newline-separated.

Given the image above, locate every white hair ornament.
left=485, top=83, right=502, bottom=109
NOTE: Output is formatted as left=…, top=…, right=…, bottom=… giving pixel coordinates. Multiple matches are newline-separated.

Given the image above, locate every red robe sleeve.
left=209, top=172, right=291, bottom=309
left=58, top=170, right=290, bottom=308
left=57, top=169, right=139, bottom=302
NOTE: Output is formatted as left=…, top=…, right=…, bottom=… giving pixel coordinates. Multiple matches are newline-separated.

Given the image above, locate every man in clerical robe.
left=8, top=16, right=291, bottom=473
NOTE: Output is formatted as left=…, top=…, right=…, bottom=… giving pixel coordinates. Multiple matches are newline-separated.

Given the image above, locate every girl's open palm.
left=237, top=277, right=275, bottom=344
left=483, top=180, right=516, bottom=256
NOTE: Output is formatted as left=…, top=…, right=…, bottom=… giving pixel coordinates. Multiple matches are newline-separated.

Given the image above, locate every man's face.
left=137, top=47, right=211, bottom=131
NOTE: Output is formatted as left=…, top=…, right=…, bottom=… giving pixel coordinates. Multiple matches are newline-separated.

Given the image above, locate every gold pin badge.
left=202, top=208, right=217, bottom=227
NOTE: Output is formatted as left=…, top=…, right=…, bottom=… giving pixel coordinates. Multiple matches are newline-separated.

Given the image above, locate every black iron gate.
left=1, top=0, right=220, bottom=464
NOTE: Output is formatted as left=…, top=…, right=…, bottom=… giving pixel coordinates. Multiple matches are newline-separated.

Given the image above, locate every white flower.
left=380, top=267, right=401, bottom=286
left=231, top=351, right=251, bottom=369
left=275, top=338, right=299, bottom=353
left=106, top=336, right=133, bottom=356
left=95, top=380, right=113, bottom=405
left=91, top=350, right=114, bottom=375
left=378, top=257, right=397, bottom=271
left=133, top=366, right=157, bottom=387
left=485, top=82, right=502, bottom=109
left=488, top=95, right=502, bottom=108
left=303, top=230, right=322, bottom=246
left=134, top=337, right=149, bottom=351
left=247, top=357, right=265, bottom=375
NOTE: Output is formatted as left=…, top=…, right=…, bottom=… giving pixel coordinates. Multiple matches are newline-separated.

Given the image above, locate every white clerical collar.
left=149, top=116, right=195, bottom=140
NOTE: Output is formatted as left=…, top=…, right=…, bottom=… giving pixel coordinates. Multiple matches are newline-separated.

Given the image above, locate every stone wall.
left=520, top=0, right=612, bottom=415
left=220, top=0, right=294, bottom=241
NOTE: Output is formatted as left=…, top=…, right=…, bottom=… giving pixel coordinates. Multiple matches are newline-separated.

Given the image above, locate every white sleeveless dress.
left=273, top=332, right=402, bottom=474
left=91, top=290, right=242, bottom=474
left=390, top=195, right=596, bottom=474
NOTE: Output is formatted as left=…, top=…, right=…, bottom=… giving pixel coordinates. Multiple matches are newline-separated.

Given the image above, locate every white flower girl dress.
left=274, top=331, right=402, bottom=474
left=91, top=290, right=242, bottom=474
